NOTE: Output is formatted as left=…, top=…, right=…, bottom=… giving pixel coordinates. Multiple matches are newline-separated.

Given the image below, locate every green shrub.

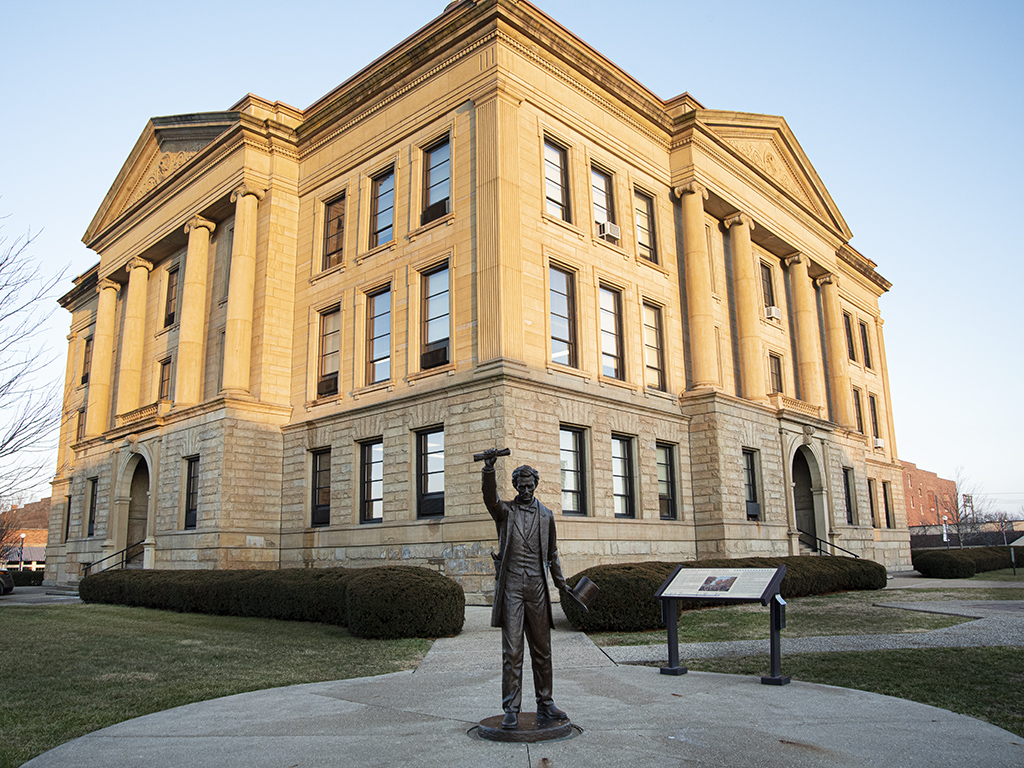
left=9, top=570, right=45, bottom=587
left=346, top=566, right=465, bottom=639
left=561, top=555, right=887, bottom=632
left=912, top=550, right=976, bottom=579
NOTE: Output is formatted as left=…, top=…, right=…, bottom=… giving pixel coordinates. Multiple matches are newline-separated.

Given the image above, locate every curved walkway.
left=24, top=577, right=1024, bottom=768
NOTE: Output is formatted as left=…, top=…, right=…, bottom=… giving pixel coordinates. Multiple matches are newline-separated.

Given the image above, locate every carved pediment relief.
left=122, top=143, right=207, bottom=212
left=719, top=131, right=818, bottom=212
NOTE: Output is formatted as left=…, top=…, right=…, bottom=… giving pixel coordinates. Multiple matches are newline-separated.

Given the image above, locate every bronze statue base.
left=475, top=713, right=574, bottom=742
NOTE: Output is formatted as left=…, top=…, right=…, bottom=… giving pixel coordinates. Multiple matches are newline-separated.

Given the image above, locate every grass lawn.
left=0, top=604, right=430, bottom=768
left=685, top=647, right=1024, bottom=738
left=969, top=568, right=1024, bottom=582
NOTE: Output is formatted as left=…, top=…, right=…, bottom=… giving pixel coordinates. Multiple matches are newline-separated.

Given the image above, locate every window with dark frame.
left=882, top=480, right=894, bottom=528
left=318, top=307, right=340, bottom=397
left=421, top=136, right=451, bottom=226
left=370, top=166, right=395, bottom=248
left=742, top=448, right=760, bottom=520
left=76, top=408, right=86, bottom=442
left=559, top=426, right=586, bottom=516
left=591, top=166, right=616, bottom=239
left=221, top=227, right=234, bottom=301
left=311, top=448, right=331, bottom=527
left=869, top=394, right=881, bottom=439
left=867, top=478, right=878, bottom=527
left=417, top=428, right=445, bottom=518
left=768, top=353, right=783, bottom=394
left=323, top=193, right=346, bottom=270
left=63, top=495, right=71, bottom=543
left=159, top=358, right=173, bottom=401
left=86, top=478, right=98, bottom=537
left=843, top=467, right=856, bottom=525
left=360, top=439, right=384, bottom=523
left=421, top=264, right=450, bottom=370
left=611, top=435, right=635, bottom=518
left=853, top=388, right=865, bottom=433
left=657, top=442, right=677, bottom=520
left=184, top=457, right=199, bottom=529
left=81, top=336, right=93, bottom=385
left=761, top=262, right=776, bottom=308
left=634, top=189, right=657, bottom=262
left=164, top=267, right=180, bottom=327
left=367, top=287, right=391, bottom=384
left=859, top=321, right=873, bottom=369
left=643, top=302, right=665, bottom=391
left=543, top=139, right=571, bottom=222
left=599, top=285, right=624, bottom=380
left=843, top=311, right=857, bottom=361
left=549, top=266, right=577, bottom=367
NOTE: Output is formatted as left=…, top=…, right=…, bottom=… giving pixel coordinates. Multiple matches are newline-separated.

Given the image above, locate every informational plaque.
left=656, top=566, right=785, bottom=605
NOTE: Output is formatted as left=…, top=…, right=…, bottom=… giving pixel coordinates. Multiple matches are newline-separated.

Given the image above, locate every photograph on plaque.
left=698, top=576, right=738, bottom=593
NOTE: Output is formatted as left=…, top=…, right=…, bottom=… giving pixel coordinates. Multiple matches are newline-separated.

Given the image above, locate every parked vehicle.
left=0, top=567, right=14, bottom=595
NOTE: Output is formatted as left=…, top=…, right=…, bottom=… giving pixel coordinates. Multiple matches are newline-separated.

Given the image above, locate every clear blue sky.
left=2, top=0, right=1022, bottom=513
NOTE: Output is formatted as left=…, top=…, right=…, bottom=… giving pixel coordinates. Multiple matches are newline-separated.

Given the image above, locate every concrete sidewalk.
left=24, top=605, right=1024, bottom=768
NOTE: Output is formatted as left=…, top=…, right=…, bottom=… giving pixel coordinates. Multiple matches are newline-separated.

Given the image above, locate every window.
left=543, top=139, right=571, bottom=222
left=417, top=428, right=444, bottom=518
left=549, top=266, right=577, bottom=367
left=656, top=443, right=677, bottom=520
left=859, top=321, right=873, bottom=369
left=86, top=478, right=98, bottom=537
left=742, top=449, right=760, bottom=520
left=761, top=262, right=776, bottom=308
left=611, top=435, right=635, bottom=518
left=421, top=265, right=450, bottom=369
left=599, top=285, right=624, bottom=380
left=221, top=226, right=234, bottom=301
left=853, top=388, right=865, bottom=433
left=76, top=407, right=86, bottom=442
left=768, top=353, right=783, bottom=394
left=63, top=496, right=72, bottom=543
left=217, top=329, right=226, bottom=393
left=643, top=303, right=665, bottom=391
left=318, top=307, right=341, bottom=397
left=422, top=136, right=451, bottom=225
left=164, top=267, right=180, bottom=327
left=360, top=439, right=384, bottom=523
left=559, top=426, right=586, bottom=516
left=843, top=311, right=856, bottom=361
left=843, top=467, right=856, bottom=525
left=882, top=481, right=893, bottom=528
left=184, top=457, right=199, bottom=529
left=323, top=194, right=346, bottom=270
left=81, top=336, right=93, bottom=385
left=311, top=449, right=331, bottom=527
left=158, top=358, right=173, bottom=401
left=867, top=478, right=878, bottom=527
left=868, top=394, right=881, bottom=439
left=369, top=166, right=395, bottom=248
left=634, top=190, right=657, bottom=262
left=591, top=166, right=616, bottom=240
left=367, top=288, right=391, bottom=384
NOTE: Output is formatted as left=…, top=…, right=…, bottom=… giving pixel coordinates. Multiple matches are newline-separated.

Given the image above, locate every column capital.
left=98, top=277, right=122, bottom=293
left=673, top=181, right=708, bottom=201
left=723, top=212, right=755, bottom=231
left=783, top=252, right=805, bottom=269
left=230, top=183, right=266, bottom=204
left=184, top=215, right=216, bottom=235
left=815, top=273, right=837, bottom=289
left=125, top=256, right=153, bottom=274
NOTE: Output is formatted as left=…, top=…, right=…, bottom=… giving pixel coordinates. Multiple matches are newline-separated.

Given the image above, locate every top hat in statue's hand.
left=564, top=576, right=599, bottom=612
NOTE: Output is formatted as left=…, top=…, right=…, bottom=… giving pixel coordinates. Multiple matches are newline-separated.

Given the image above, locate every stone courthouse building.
left=46, top=0, right=910, bottom=598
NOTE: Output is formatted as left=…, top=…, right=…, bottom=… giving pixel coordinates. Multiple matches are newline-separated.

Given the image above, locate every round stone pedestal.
left=475, top=713, right=573, bottom=742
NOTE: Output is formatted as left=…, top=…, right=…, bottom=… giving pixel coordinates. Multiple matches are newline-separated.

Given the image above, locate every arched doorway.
left=126, top=459, right=149, bottom=564
left=792, top=448, right=817, bottom=551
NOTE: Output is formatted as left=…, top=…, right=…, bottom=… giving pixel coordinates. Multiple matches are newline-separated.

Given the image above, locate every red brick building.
left=901, top=462, right=956, bottom=527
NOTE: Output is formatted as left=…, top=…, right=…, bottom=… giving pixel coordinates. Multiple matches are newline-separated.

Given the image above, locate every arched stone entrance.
left=126, top=459, right=149, bottom=564
left=792, top=448, right=817, bottom=550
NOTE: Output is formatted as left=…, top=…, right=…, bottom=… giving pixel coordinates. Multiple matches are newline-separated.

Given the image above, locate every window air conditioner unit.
left=765, top=305, right=782, bottom=321
left=873, top=437, right=885, bottom=449
left=317, top=373, right=339, bottom=398
left=598, top=221, right=620, bottom=241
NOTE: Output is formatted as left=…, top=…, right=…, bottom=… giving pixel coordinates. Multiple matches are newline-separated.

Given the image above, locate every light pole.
left=18, top=533, right=26, bottom=571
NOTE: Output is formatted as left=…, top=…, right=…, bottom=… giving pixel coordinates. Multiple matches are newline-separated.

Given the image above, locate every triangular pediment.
left=700, top=112, right=852, bottom=240
left=84, top=112, right=238, bottom=245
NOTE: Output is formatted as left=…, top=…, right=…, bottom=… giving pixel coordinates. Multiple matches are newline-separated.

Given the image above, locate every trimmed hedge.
left=79, top=566, right=465, bottom=638
left=912, top=547, right=1013, bottom=579
left=561, top=555, right=887, bottom=632
left=346, top=566, right=465, bottom=639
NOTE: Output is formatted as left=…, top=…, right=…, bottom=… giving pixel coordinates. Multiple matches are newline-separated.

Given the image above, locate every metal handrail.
left=82, top=541, right=145, bottom=577
left=796, top=528, right=860, bottom=558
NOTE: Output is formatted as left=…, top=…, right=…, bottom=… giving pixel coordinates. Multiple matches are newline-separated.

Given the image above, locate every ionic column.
left=86, top=278, right=120, bottom=436
left=675, top=182, right=718, bottom=389
left=783, top=252, right=824, bottom=409
left=222, top=184, right=264, bottom=395
left=115, top=257, right=153, bottom=416
left=724, top=212, right=765, bottom=402
left=816, top=274, right=856, bottom=428
left=174, top=215, right=216, bottom=405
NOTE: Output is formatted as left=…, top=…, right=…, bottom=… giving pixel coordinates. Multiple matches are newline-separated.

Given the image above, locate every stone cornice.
left=837, top=244, right=891, bottom=293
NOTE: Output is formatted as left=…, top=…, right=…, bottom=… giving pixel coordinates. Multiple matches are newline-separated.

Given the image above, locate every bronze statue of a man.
left=482, top=455, right=569, bottom=730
